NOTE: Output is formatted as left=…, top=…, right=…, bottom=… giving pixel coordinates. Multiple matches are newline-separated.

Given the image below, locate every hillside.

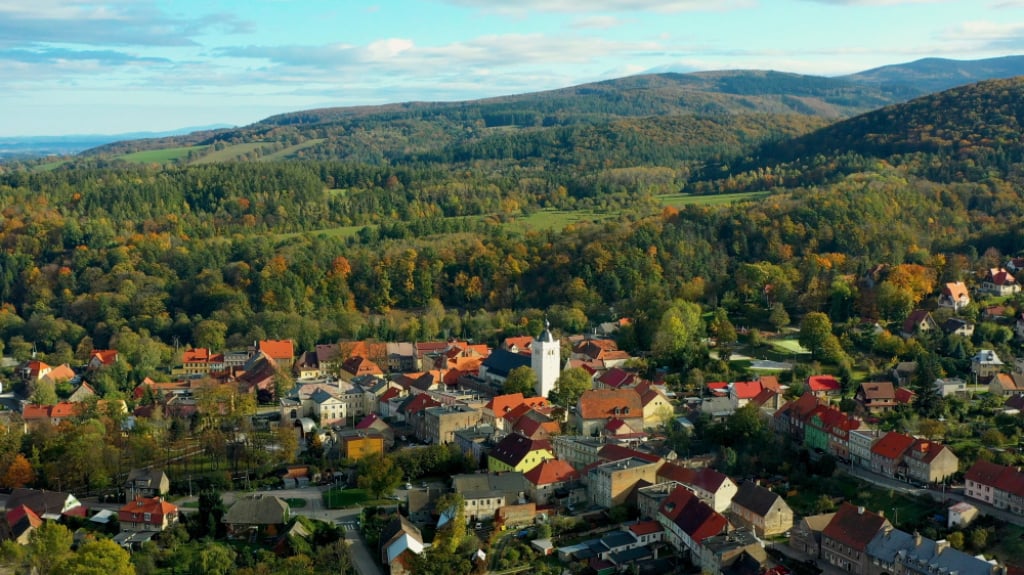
left=698, top=76, right=1024, bottom=191
left=79, top=69, right=915, bottom=163
left=843, top=55, right=1024, bottom=95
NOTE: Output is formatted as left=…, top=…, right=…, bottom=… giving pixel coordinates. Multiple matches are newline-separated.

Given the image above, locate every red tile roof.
left=822, top=502, right=888, bottom=552
left=731, top=381, right=763, bottom=400
left=658, top=485, right=728, bottom=541
left=182, top=348, right=211, bottom=363
left=90, top=349, right=119, bottom=366
left=807, top=375, right=841, bottom=393
left=597, top=444, right=661, bottom=464
left=628, top=520, right=663, bottom=536
left=758, top=375, right=781, bottom=392
left=118, top=496, right=178, bottom=526
left=523, top=459, right=578, bottom=486
left=870, top=431, right=916, bottom=460
left=893, top=387, right=915, bottom=404
left=487, top=393, right=527, bottom=415
left=965, top=459, right=1009, bottom=486
left=597, top=367, right=637, bottom=389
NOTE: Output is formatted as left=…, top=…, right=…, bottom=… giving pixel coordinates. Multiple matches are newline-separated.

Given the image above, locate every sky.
left=3, top=0, right=1024, bottom=137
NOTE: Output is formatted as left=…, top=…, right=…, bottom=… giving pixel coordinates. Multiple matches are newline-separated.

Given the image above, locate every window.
left=144, top=513, right=152, bottom=522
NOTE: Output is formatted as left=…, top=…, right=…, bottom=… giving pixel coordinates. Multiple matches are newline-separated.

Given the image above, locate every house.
left=386, top=342, right=417, bottom=373
left=803, top=405, right=861, bottom=462
left=488, top=432, right=555, bottom=473
left=66, top=381, right=96, bottom=403
left=820, top=503, right=891, bottom=574
left=964, top=460, right=1024, bottom=513
left=355, top=413, right=394, bottom=447
left=938, top=281, right=971, bottom=311
left=948, top=501, right=979, bottom=529
left=901, top=310, right=938, bottom=339
left=380, top=514, right=424, bottom=575
left=258, top=339, right=295, bottom=368
left=575, top=389, right=643, bottom=437
left=118, top=496, right=179, bottom=532
left=478, top=349, right=531, bottom=386
left=496, top=502, right=536, bottom=530
left=728, top=481, right=793, bottom=537
left=524, top=459, right=579, bottom=505
left=636, top=381, right=673, bottom=429
left=6, top=488, right=83, bottom=520
left=596, top=367, right=638, bottom=390
left=697, top=529, right=766, bottom=575
left=789, top=512, right=836, bottom=558
left=453, top=425, right=496, bottom=466
left=22, top=402, right=79, bottom=428
left=452, top=473, right=529, bottom=522
left=941, top=318, right=975, bottom=338
left=508, top=407, right=560, bottom=441
left=806, top=375, right=842, bottom=398
left=421, top=404, right=482, bottom=445
left=892, top=362, right=917, bottom=387
left=849, top=429, right=882, bottom=469
left=124, top=468, right=170, bottom=500
left=867, top=529, right=1002, bottom=575
left=972, top=349, right=1004, bottom=384
left=42, top=364, right=78, bottom=388
left=341, top=433, right=385, bottom=461
left=180, top=348, right=224, bottom=376
left=904, top=438, right=958, bottom=485
left=587, top=456, right=662, bottom=508
left=772, top=392, right=822, bottom=440
left=341, top=356, right=384, bottom=381
left=934, top=378, right=968, bottom=398
left=855, top=381, right=896, bottom=414
left=2, top=505, right=42, bottom=544
left=869, top=432, right=916, bottom=479
left=982, top=268, right=1020, bottom=295
left=656, top=463, right=737, bottom=513
left=656, top=485, right=729, bottom=566
left=310, top=388, right=346, bottom=425
left=988, top=372, right=1024, bottom=397
left=87, top=349, right=119, bottom=370
left=222, top=494, right=290, bottom=538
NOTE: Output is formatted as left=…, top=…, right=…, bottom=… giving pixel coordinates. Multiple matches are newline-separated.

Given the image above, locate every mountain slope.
left=843, top=55, right=1024, bottom=95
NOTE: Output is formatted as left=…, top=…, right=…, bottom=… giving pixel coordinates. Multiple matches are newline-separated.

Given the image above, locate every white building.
left=532, top=321, right=560, bottom=399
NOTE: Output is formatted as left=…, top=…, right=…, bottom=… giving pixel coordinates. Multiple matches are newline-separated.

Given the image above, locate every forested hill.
left=78, top=70, right=916, bottom=162
left=700, top=76, right=1024, bottom=191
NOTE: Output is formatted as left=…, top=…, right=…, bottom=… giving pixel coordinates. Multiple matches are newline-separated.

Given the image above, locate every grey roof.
left=310, top=388, right=338, bottom=404
left=125, top=468, right=168, bottom=489
left=452, top=473, right=528, bottom=501
left=867, top=529, right=916, bottom=565
left=222, top=494, right=290, bottom=525
left=481, top=349, right=531, bottom=378
left=730, top=481, right=785, bottom=517
left=896, top=533, right=998, bottom=575
left=600, top=530, right=636, bottom=550
left=381, top=514, right=422, bottom=548
left=609, top=547, right=651, bottom=565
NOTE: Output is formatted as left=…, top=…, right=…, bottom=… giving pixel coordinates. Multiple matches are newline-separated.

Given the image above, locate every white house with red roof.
left=982, top=268, right=1020, bottom=296
left=938, top=281, right=971, bottom=311
left=806, top=375, right=842, bottom=398
left=118, top=496, right=179, bottom=532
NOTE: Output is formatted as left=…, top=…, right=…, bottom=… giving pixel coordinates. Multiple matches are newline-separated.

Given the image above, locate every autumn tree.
left=652, top=300, right=704, bottom=368
left=26, top=522, right=73, bottom=575
left=769, top=302, right=790, bottom=331
left=433, top=492, right=467, bottom=554
left=53, top=538, right=134, bottom=575
left=709, top=308, right=738, bottom=361
left=356, top=454, right=402, bottom=499
left=503, top=366, right=536, bottom=397
left=2, top=453, right=34, bottom=489
left=549, top=367, right=593, bottom=410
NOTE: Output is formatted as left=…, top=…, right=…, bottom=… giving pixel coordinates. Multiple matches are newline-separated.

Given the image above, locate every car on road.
left=404, top=482, right=412, bottom=490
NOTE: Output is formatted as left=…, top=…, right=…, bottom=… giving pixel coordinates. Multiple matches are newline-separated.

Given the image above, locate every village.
left=4, top=271, right=1024, bottom=575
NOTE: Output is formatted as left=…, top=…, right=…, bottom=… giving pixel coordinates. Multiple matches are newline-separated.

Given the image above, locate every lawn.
left=285, top=497, right=308, bottom=508
left=501, top=208, right=609, bottom=232
left=659, top=191, right=772, bottom=207
left=323, top=487, right=369, bottom=509
left=191, top=142, right=265, bottom=164
left=769, top=337, right=812, bottom=355
left=121, top=145, right=206, bottom=164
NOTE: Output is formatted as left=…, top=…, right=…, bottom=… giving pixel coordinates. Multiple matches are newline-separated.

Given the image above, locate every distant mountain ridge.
left=22, top=54, right=1024, bottom=163
left=0, top=125, right=233, bottom=158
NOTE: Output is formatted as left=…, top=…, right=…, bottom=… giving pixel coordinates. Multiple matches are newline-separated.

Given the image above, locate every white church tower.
left=532, top=320, right=560, bottom=399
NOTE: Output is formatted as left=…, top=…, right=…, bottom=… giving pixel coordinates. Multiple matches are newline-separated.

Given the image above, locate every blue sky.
left=3, top=0, right=1023, bottom=136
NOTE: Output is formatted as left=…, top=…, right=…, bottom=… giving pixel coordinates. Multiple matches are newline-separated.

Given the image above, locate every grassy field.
left=503, top=208, right=609, bottom=232
left=121, top=145, right=206, bottom=164
left=285, top=497, right=308, bottom=508
left=323, top=487, right=369, bottom=509
left=659, top=191, right=772, bottom=207
left=259, top=139, right=327, bottom=161
left=192, top=142, right=265, bottom=164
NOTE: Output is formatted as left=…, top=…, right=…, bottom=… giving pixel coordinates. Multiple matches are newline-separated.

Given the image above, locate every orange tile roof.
left=731, top=381, right=763, bottom=399
left=523, top=459, right=578, bottom=486
left=758, top=375, right=781, bottom=392
left=259, top=339, right=294, bottom=360
left=118, top=496, right=178, bottom=525
left=182, top=348, right=211, bottom=363
left=628, top=520, right=663, bottom=536
left=44, top=364, right=76, bottom=382
left=91, top=349, right=119, bottom=365
left=578, top=389, right=641, bottom=420
left=944, top=281, right=969, bottom=301
left=503, top=336, right=533, bottom=353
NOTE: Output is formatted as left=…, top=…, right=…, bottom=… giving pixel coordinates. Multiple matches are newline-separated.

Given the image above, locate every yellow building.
left=343, top=433, right=385, bottom=461
left=488, top=432, right=554, bottom=473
